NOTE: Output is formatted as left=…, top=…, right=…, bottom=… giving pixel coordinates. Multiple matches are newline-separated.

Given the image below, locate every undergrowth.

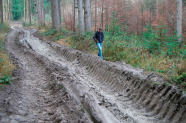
left=0, top=24, right=15, bottom=86
left=41, top=27, right=69, bottom=41
left=41, top=24, right=186, bottom=89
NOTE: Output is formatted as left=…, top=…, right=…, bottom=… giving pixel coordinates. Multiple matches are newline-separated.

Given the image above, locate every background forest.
left=0, top=0, right=185, bottom=88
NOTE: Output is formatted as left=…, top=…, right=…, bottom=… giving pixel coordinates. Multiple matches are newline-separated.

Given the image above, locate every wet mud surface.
left=0, top=24, right=185, bottom=123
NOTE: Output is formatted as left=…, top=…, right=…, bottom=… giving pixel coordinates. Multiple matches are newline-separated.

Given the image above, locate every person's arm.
left=93, top=31, right=98, bottom=43
left=93, top=31, right=97, bottom=38
left=103, top=32, right=104, bottom=42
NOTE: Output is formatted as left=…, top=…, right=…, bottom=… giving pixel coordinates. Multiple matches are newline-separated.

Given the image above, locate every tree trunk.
left=4, top=0, right=8, bottom=23
left=35, top=0, right=42, bottom=26
left=27, top=0, right=31, bottom=24
left=58, top=0, right=61, bottom=25
left=78, top=0, right=84, bottom=33
left=9, top=0, right=12, bottom=21
left=3, top=0, right=5, bottom=22
left=7, top=0, right=10, bottom=22
left=141, top=0, right=144, bottom=32
left=35, top=0, right=39, bottom=25
left=95, top=0, right=97, bottom=31
left=0, top=0, right=3, bottom=23
left=149, top=1, right=152, bottom=26
left=156, top=0, right=159, bottom=19
left=73, top=0, right=76, bottom=32
left=177, top=0, right=182, bottom=43
left=4, top=0, right=9, bottom=23
left=40, top=0, right=45, bottom=26
left=26, top=0, right=29, bottom=23
left=84, top=0, right=92, bottom=32
left=24, top=0, right=26, bottom=23
left=105, top=5, right=108, bottom=31
left=101, top=0, right=104, bottom=28
left=51, top=0, right=61, bottom=30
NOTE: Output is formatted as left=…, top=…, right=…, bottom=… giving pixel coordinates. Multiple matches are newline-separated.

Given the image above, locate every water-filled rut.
left=0, top=26, right=185, bottom=123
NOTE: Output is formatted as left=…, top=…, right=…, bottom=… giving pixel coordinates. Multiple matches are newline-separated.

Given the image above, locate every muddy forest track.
left=0, top=26, right=186, bottom=123
left=0, top=29, right=91, bottom=123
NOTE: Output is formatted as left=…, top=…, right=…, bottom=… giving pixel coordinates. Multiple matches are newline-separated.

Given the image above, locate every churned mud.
left=0, top=23, right=185, bottom=123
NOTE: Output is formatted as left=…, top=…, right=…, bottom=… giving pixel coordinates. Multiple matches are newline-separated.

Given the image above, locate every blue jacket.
left=94, top=31, right=104, bottom=43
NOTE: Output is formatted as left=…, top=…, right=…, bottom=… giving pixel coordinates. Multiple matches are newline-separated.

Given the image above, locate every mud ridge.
left=39, top=31, right=186, bottom=123
left=19, top=29, right=122, bottom=123
left=21, top=28, right=186, bottom=122
left=0, top=29, right=93, bottom=123
left=2, top=27, right=186, bottom=123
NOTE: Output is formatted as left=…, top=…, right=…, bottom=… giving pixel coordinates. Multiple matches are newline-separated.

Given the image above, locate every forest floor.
left=0, top=23, right=185, bottom=123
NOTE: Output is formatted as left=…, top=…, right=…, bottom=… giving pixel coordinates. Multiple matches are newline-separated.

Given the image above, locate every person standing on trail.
left=93, top=27, right=104, bottom=60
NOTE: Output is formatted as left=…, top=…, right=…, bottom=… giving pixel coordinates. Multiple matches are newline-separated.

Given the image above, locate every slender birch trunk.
left=35, top=0, right=41, bottom=26
left=0, top=0, right=3, bottom=23
left=24, top=0, right=26, bottom=23
left=51, top=0, right=61, bottom=30
left=78, top=0, right=84, bottom=33
left=27, top=0, right=31, bottom=24
left=40, top=0, right=45, bottom=26
left=73, top=0, right=76, bottom=32
left=95, top=0, right=97, bottom=31
left=84, top=0, right=92, bottom=32
left=101, top=0, right=104, bottom=28
left=177, top=0, right=182, bottom=43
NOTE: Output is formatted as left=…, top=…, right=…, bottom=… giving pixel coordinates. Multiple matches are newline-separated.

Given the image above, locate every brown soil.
left=0, top=23, right=185, bottom=123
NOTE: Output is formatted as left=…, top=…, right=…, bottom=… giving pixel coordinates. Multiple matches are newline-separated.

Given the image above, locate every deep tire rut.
left=0, top=27, right=185, bottom=123
left=0, top=29, right=91, bottom=123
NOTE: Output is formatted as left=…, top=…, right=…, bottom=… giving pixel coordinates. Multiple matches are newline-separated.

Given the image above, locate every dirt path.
left=0, top=24, right=185, bottom=123
left=0, top=28, right=92, bottom=123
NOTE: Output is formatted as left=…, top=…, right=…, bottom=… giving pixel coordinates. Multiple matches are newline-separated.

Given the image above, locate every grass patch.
left=41, top=27, right=69, bottom=40
left=0, top=24, right=15, bottom=86
left=39, top=27, right=72, bottom=48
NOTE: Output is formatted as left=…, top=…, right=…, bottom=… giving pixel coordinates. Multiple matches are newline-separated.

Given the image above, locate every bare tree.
left=24, top=0, right=26, bottom=23
left=101, top=0, right=104, bottom=28
left=9, top=0, right=12, bottom=21
left=105, top=1, right=108, bottom=31
left=73, top=0, right=76, bottom=32
left=3, top=0, right=10, bottom=23
left=177, top=0, right=182, bottom=42
left=27, top=0, right=31, bottom=24
left=40, top=0, right=45, bottom=26
left=156, top=0, right=159, bottom=19
left=78, top=0, right=84, bottom=33
left=51, top=0, right=61, bottom=30
left=0, top=0, right=3, bottom=23
left=84, top=0, right=92, bottom=32
left=35, top=0, right=41, bottom=26
left=3, top=0, right=5, bottom=22
left=95, top=0, right=97, bottom=31
left=35, top=0, right=45, bottom=26
left=141, top=0, right=144, bottom=32
left=7, top=0, right=10, bottom=22
left=58, top=0, right=61, bottom=25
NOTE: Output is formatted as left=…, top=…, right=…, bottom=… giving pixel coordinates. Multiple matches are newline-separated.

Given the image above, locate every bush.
left=176, top=72, right=186, bottom=84
left=22, top=21, right=32, bottom=27
left=71, top=32, right=96, bottom=52
left=0, top=74, right=12, bottom=84
left=42, top=28, right=69, bottom=41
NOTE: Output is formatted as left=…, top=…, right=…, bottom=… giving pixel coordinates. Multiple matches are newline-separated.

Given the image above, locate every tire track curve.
left=1, top=27, right=186, bottom=123
left=0, top=29, right=92, bottom=123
